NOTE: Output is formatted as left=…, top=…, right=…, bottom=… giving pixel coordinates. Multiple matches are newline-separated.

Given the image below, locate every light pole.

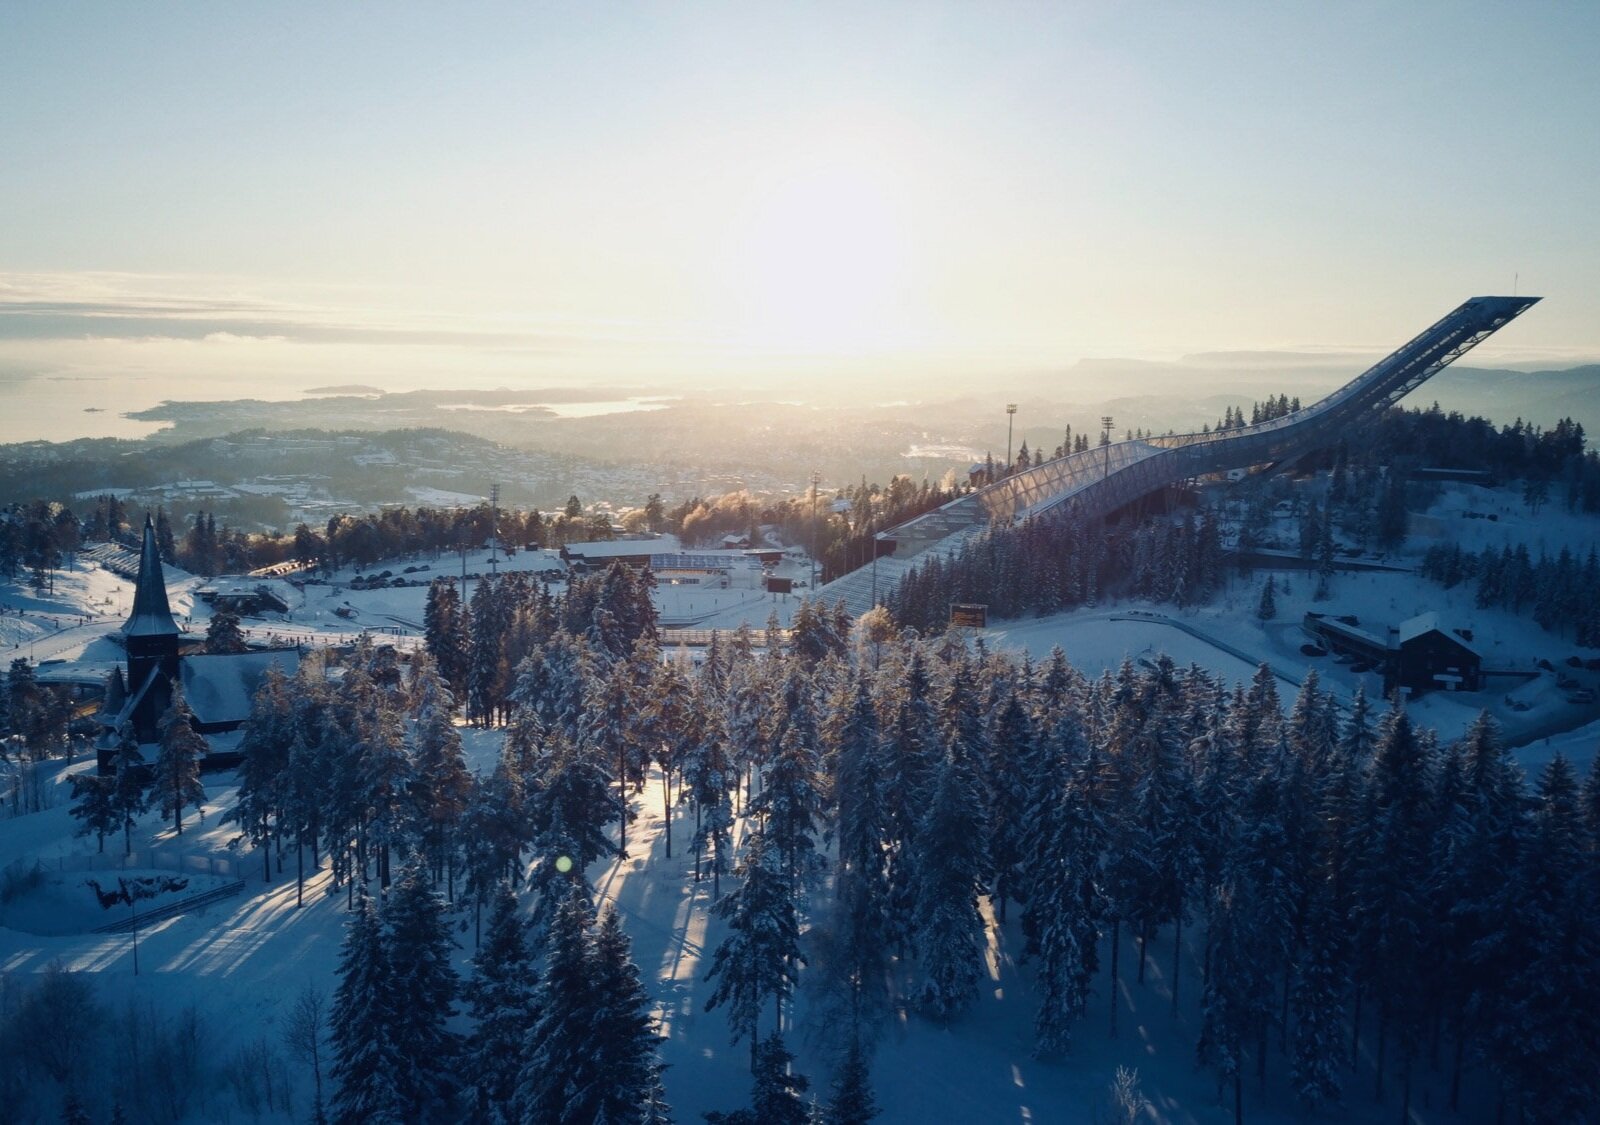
left=1102, top=415, right=1114, bottom=481
left=488, top=483, right=500, bottom=579
left=809, top=471, right=822, bottom=592
left=871, top=533, right=880, bottom=606
left=1006, top=404, right=1017, bottom=474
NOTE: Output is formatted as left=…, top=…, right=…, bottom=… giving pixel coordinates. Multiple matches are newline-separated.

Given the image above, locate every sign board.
left=950, top=602, right=988, bottom=629
left=766, top=575, right=794, bottom=594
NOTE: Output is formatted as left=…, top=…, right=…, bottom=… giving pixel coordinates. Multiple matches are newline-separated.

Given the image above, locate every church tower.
left=124, top=514, right=180, bottom=741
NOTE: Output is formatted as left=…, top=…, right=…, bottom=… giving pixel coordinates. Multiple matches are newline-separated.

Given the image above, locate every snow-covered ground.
left=1, top=489, right=1593, bottom=1121
left=0, top=738, right=1531, bottom=1125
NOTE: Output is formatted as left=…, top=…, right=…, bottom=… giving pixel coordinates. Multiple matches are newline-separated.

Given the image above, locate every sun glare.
left=721, top=135, right=921, bottom=354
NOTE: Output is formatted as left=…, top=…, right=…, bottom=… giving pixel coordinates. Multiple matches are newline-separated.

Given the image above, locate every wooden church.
left=97, top=515, right=299, bottom=772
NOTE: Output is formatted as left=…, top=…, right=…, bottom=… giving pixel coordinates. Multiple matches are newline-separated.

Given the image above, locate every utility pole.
left=488, top=484, right=500, bottom=579
left=871, top=533, right=880, bottom=606
left=810, top=471, right=821, bottom=592
left=1102, top=415, right=1115, bottom=481
left=1006, top=403, right=1018, bottom=474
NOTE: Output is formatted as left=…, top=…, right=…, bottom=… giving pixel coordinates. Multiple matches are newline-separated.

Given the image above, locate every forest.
left=45, top=557, right=1597, bottom=1123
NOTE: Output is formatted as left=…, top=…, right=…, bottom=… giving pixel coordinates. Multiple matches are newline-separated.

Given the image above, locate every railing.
left=90, top=879, right=247, bottom=933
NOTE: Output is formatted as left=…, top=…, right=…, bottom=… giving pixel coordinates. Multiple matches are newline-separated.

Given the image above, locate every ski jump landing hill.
left=817, top=296, right=1541, bottom=617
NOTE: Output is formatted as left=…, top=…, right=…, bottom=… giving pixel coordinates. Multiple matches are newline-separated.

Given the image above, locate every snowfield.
left=1, top=483, right=1595, bottom=1122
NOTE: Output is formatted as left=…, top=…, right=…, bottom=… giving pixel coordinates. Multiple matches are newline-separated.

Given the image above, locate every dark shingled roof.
left=124, top=514, right=179, bottom=638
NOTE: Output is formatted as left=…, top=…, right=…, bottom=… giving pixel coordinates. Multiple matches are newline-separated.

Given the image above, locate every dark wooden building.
left=98, top=515, right=298, bottom=772
left=1304, top=610, right=1481, bottom=696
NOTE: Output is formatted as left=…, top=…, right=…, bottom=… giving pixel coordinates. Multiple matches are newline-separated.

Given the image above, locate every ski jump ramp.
left=818, top=296, right=1539, bottom=617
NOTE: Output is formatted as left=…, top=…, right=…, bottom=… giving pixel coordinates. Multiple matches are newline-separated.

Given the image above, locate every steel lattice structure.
left=976, top=295, right=1539, bottom=527
left=818, top=296, right=1539, bottom=616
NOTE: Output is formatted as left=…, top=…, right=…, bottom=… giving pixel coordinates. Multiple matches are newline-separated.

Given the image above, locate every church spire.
left=125, top=514, right=178, bottom=638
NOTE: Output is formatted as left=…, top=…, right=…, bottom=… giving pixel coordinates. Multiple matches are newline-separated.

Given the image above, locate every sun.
left=720, top=135, right=921, bottom=354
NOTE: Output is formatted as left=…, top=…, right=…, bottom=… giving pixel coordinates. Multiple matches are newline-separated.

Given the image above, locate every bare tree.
left=283, top=983, right=329, bottom=1123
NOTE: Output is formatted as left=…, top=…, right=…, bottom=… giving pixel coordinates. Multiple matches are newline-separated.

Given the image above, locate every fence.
left=42, top=848, right=246, bottom=880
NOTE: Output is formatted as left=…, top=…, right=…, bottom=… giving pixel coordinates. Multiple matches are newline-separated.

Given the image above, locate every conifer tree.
left=227, top=664, right=294, bottom=880
left=524, top=732, right=620, bottom=912
left=408, top=677, right=472, bottom=888
left=704, top=833, right=803, bottom=1067
left=154, top=681, right=207, bottom=835
left=205, top=609, right=248, bottom=654
left=590, top=906, right=670, bottom=1124
left=832, top=674, right=893, bottom=1022
left=1347, top=703, right=1434, bottom=1111
left=1485, top=755, right=1600, bottom=1122
left=382, top=860, right=462, bottom=1119
left=749, top=726, right=825, bottom=892
left=914, top=744, right=989, bottom=1022
left=705, top=1033, right=809, bottom=1125
left=423, top=579, right=469, bottom=696
left=68, top=771, right=118, bottom=852
left=465, top=885, right=538, bottom=1122
left=330, top=887, right=406, bottom=1125
left=1256, top=575, right=1276, bottom=620
left=825, top=1034, right=879, bottom=1125
left=110, top=726, right=150, bottom=856
left=515, top=886, right=612, bottom=1125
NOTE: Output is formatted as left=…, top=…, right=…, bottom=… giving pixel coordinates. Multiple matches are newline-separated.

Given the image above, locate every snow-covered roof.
left=1396, top=612, right=1479, bottom=656
left=180, top=650, right=301, bottom=726
left=563, top=536, right=671, bottom=558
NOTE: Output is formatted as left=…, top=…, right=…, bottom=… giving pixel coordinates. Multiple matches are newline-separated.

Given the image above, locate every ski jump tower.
left=816, top=295, right=1540, bottom=616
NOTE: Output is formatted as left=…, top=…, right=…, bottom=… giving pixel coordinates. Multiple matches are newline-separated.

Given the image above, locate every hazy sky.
left=2, top=1, right=1597, bottom=405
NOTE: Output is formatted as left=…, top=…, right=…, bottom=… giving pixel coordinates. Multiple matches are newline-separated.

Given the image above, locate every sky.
left=2, top=0, right=1598, bottom=425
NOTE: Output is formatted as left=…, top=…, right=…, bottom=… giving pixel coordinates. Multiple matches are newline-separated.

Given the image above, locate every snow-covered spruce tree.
left=1256, top=575, right=1276, bottom=620
left=825, top=1033, right=879, bottom=1125
left=877, top=649, right=939, bottom=954
left=330, top=886, right=406, bottom=1125
left=1018, top=707, right=1081, bottom=959
left=579, top=661, right=643, bottom=855
left=356, top=693, right=413, bottom=890
left=513, top=884, right=597, bottom=1125
left=109, top=726, right=151, bottom=857
left=1288, top=858, right=1348, bottom=1109
left=382, top=859, right=462, bottom=1119
left=686, top=705, right=736, bottom=897
left=1347, top=702, right=1436, bottom=1112
left=831, top=672, right=894, bottom=1023
left=1484, top=755, right=1600, bottom=1123
left=459, top=766, right=527, bottom=944
left=471, top=576, right=516, bottom=727
left=523, top=730, right=620, bottom=916
left=983, top=689, right=1034, bottom=924
left=1434, top=711, right=1524, bottom=1109
left=226, top=663, right=294, bottom=881
left=704, top=1032, right=810, bottom=1125
left=154, top=680, right=207, bottom=835
left=423, top=578, right=469, bottom=696
left=913, top=742, right=989, bottom=1023
left=512, top=885, right=667, bottom=1124
left=1118, top=723, right=1201, bottom=992
left=640, top=655, right=695, bottom=859
left=1197, top=874, right=1272, bottom=1125
left=407, top=678, right=472, bottom=889
left=204, top=608, right=248, bottom=654
left=589, top=906, right=671, bottom=1124
left=465, top=884, right=539, bottom=1122
left=68, top=770, right=118, bottom=853
left=704, top=831, right=803, bottom=1068
left=749, top=725, right=825, bottom=893
left=1029, top=737, right=1109, bottom=1056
